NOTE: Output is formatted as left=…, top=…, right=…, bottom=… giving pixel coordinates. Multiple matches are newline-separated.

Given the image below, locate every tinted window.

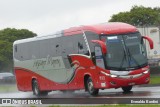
left=32, top=41, right=40, bottom=59
left=19, top=43, right=26, bottom=60
left=61, top=36, right=74, bottom=68
left=39, top=39, right=51, bottom=58
left=55, top=37, right=62, bottom=56
left=72, top=34, right=88, bottom=55
left=85, top=31, right=99, bottom=53
left=61, top=36, right=74, bottom=56
left=102, top=32, right=147, bottom=71
left=50, top=38, right=58, bottom=57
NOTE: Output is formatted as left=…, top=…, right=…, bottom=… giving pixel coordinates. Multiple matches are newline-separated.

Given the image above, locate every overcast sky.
left=0, top=0, right=159, bottom=36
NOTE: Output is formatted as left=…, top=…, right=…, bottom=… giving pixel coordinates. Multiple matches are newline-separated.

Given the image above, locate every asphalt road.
left=0, top=86, right=160, bottom=104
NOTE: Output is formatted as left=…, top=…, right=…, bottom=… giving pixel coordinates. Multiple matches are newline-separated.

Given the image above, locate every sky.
left=0, top=0, right=159, bottom=36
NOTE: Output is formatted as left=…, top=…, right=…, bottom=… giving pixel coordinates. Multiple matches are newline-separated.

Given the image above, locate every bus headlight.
left=101, top=71, right=110, bottom=76
left=110, top=75, right=117, bottom=78
left=143, top=70, right=149, bottom=74
left=101, top=71, right=117, bottom=78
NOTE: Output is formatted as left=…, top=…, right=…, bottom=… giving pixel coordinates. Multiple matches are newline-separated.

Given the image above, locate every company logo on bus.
left=130, top=76, right=133, bottom=79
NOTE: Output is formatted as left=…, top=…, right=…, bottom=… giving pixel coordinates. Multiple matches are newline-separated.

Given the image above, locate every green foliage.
left=150, top=75, right=160, bottom=85
left=0, top=28, right=37, bottom=72
left=109, top=5, right=160, bottom=26
left=0, top=84, right=17, bottom=92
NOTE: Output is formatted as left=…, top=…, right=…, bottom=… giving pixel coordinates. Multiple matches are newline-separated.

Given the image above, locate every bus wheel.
left=32, top=80, right=41, bottom=96
left=32, top=80, right=48, bottom=96
left=87, top=77, right=99, bottom=96
left=122, top=86, right=132, bottom=93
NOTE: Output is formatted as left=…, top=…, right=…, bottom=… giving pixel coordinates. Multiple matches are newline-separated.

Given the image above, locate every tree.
left=109, top=6, right=160, bottom=27
left=0, top=28, right=37, bottom=72
left=154, top=7, right=160, bottom=26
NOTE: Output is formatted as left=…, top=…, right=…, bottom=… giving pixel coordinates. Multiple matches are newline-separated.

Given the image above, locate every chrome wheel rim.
left=34, top=83, right=39, bottom=95
left=88, top=81, right=94, bottom=92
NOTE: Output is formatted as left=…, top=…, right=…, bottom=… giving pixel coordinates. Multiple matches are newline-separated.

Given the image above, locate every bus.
left=13, top=22, right=153, bottom=96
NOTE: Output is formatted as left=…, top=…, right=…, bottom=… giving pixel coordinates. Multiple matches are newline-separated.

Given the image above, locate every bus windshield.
left=101, top=32, right=147, bottom=71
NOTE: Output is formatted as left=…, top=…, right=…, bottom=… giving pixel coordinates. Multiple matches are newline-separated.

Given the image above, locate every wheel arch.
left=31, top=77, right=39, bottom=90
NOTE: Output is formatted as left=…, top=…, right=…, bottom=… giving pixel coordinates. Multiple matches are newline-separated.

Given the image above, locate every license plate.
left=128, top=82, right=135, bottom=85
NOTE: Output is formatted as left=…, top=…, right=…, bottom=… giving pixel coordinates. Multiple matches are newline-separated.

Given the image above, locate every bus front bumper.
left=95, top=70, right=150, bottom=89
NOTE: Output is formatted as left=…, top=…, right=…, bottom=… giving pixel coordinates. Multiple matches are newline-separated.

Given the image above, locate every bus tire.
left=32, top=80, right=48, bottom=96
left=122, top=86, right=132, bottom=93
left=87, top=77, right=99, bottom=96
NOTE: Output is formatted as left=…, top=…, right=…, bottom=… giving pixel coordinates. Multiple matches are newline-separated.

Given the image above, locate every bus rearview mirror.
left=142, top=36, right=154, bottom=49
left=91, top=40, right=107, bottom=55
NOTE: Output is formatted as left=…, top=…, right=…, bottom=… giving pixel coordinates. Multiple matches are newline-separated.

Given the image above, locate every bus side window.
left=56, top=44, right=59, bottom=48
left=14, top=45, right=19, bottom=60
left=61, top=36, right=74, bottom=68
left=85, top=31, right=99, bottom=56
left=54, top=37, right=62, bottom=56
left=18, top=43, right=25, bottom=60
left=50, top=37, right=58, bottom=57
left=78, top=42, right=83, bottom=50
left=61, top=36, right=74, bottom=55
left=15, top=45, right=17, bottom=52
left=73, top=34, right=88, bottom=55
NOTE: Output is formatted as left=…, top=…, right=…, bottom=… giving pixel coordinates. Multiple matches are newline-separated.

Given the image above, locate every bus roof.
left=64, top=22, right=138, bottom=36
left=14, top=22, right=138, bottom=45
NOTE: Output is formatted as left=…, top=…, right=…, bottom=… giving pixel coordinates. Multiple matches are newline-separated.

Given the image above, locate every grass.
left=150, top=75, right=160, bottom=85
left=0, top=84, right=18, bottom=93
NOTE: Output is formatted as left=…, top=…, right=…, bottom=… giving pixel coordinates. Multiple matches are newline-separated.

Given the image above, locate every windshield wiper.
left=121, top=36, right=141, bottom=71
left=125, top=46, right=141, bottom=69
left=118, top=48, right=127, bottom=71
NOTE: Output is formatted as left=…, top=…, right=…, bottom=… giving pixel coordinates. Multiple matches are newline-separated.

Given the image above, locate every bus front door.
left=94, top=46, right=105, bottom=69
